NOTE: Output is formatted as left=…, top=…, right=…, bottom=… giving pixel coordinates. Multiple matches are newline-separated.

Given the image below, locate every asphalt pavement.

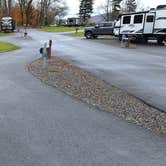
left=53, top=34, right=166, bottom=112
left=0, top=30, right=165, bottom=166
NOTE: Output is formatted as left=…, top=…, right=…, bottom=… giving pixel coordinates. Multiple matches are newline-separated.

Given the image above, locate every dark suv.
left=84, top=22, right=114, bottom=39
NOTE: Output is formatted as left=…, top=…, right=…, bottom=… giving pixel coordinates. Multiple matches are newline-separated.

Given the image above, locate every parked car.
left=84, top=22, right=114, bottom=39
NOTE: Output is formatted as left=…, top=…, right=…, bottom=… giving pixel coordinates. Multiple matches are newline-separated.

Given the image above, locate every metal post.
left=128, top=34, right=131, bottom=47
left=42, top=43, right=47, bottom=68
left=24, top=26, right=28, bottom=37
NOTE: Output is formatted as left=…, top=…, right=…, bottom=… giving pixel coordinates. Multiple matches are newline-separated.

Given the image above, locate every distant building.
left=66, top=17, right=81, bottom=26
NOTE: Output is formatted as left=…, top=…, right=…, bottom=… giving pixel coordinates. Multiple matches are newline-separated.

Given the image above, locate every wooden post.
left=48, top=40, right=52, bottom=59
left=164, top=41, right=166, bottom=46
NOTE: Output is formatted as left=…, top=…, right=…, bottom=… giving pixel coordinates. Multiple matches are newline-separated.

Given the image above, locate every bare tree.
left=97, top=0, right=122, bottom=21
left=0, top=0, right=13, bottom=16
left=0, top=0, right=2, bottom=15
left=17, top=0, right=33, bottom=27
left=52, top=2, right=68, bottom=25
left=18, top=0, right=25, bottom=26
left=106, top=0, right=111, bottom=21
left=8, top=0, right=12, bottom=15
left=96, top=0, right=111, bottom=21
left=38, top=0, right=68, bottom=26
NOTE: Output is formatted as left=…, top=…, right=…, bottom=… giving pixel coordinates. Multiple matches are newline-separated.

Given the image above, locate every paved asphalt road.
left=0, top=30, right=165, bottom=166
left=46, top=32, right=166, bottom=112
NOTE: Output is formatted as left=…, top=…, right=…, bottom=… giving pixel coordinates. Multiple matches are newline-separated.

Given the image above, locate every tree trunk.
left=8, top=0, right=12, bottom=16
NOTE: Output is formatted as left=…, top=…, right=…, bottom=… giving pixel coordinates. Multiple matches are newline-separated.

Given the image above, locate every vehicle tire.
left=93, top=35, right=98, bottom=39
left=157, top=38, right=163, bottom=45
left=118, top=35, right=122, bottom=41
left=142, top=37, right=148, bottom=43
left=85, top=31, right=93, bottom=39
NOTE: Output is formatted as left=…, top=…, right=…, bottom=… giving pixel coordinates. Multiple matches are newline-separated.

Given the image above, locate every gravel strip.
left=28, top=57, right=166, bottom=136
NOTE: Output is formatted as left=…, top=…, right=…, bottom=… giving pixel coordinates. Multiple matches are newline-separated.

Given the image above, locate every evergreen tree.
left=79, top=0, right=93, bottom=24
left=112, top=0, right=122, bottom=12
left=126, top=0, right=137, bottom=12
left=111, top=0, right=122, bottom=20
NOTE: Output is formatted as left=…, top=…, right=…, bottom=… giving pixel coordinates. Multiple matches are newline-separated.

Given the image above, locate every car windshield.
left=96, top=23, right=113, bottom=27
left=97, top=23, right=104, bottom=27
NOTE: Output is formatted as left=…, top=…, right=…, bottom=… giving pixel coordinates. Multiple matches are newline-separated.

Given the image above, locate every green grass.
left=67, top=32, right=117, bottom=39
left=48, top=69, right=61, bottom=73
left=67, top=32, right=84, bottom=37
left=0, top=33, right=12, bottom=37
left=40, top=26, right=85, bottom=32
left=0, top=42, right=20, bottom=53
left=62, top=59, right=70, bottom=65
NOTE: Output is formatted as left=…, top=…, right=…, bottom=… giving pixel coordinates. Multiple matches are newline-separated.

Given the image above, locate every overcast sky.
left=65, top=0, right=166, bottom=16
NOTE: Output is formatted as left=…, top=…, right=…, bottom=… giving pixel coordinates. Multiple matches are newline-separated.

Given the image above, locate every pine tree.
left=111, top=0, right=122, bottom=20
left=112, top=0, right=122, bottom=12
left=79, top=0, right=93, bottom=24
left=126, top=0, right=137, bottom=12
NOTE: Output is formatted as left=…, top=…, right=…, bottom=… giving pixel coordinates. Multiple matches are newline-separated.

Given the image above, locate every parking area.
left=0, top=30, right=165, bottom=166
left=83, top=36, right=166, bottom=49
left=52, top=32, right=166, bottom=112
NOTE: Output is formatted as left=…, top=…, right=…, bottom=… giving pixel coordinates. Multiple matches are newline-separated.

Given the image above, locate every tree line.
left=0, top=0, right=68, bottom=27
left=80, top=0, right=139, bottom=23
left=0, top=0, right=142, bottom=27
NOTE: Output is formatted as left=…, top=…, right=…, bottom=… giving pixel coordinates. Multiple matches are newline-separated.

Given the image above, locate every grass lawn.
left=67, top=32, right=117, bottom=40
left=0, top=33, right=12, bottom=37
left=67, top=32, right=84, bottom=37
left=40, top=26, right=85, bottom=32
left=0, top=42, right=20, bottom=53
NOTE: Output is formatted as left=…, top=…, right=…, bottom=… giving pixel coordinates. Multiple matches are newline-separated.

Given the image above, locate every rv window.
left=134, top=15, right=143, bottom=24
left=157, top=5, right=166, bottom=10
left=157, top=17, right=166, bottom=20
left=146, top=15, right=154, bottom=22
left=98, top=23, right=104, bottom=27
left=123, top=16, right=131, bottom=24
left=68, top=19, right=74, bottom=23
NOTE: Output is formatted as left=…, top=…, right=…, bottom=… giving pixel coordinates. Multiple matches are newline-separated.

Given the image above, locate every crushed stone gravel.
left=28, top=57, right=166, bottom=136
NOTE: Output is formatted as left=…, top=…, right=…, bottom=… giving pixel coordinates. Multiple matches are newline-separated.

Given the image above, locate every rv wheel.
left=157, top=38, right=163, bottom=45
left=142, top=37, right=148, bottom=43
left=118, top=35, right=122, bottom=41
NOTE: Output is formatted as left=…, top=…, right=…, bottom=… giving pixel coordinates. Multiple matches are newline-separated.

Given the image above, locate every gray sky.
left=65, top=0, right=166, bottom=16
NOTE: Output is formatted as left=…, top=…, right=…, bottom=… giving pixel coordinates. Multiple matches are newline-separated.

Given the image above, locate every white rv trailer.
left=114, top=5, right=166, bottom=44
left=0, top=17, right=15, bottom=32
left=66, top=17, right=81, bottom=26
